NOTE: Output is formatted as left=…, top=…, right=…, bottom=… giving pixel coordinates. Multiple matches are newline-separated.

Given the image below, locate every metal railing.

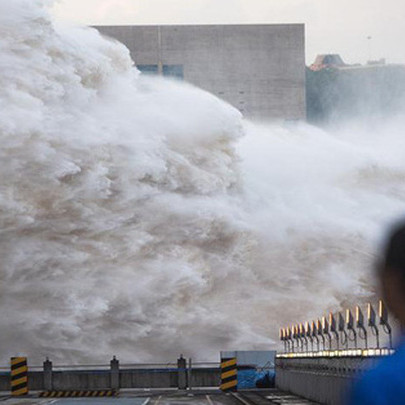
left=0, top=360, right=219, bottom=372
left=279, top=299, right=393, bottom=357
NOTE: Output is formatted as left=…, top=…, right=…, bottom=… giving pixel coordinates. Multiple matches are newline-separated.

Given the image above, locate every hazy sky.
left=52, top=0, right=405, bottom=65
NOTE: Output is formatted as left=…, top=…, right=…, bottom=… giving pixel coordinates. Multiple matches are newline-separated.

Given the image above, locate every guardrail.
left=276, top=299, right=395, bottom=404
left=0, top=356, right=221, bottom=393
left=279, top=299, right=392, bottom=354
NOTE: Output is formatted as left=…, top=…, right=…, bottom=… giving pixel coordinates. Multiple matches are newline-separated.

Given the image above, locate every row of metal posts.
left=280, top=302, right=393, bottom=353
left=43, top=355, right=192, bottom=391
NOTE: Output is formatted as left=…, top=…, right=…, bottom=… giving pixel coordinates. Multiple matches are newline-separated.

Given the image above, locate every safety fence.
left=278, top=299, right=393, bottom=355
left=276, top=300, right=395, bottom=404
left=0, top=356, right=221, bottom=395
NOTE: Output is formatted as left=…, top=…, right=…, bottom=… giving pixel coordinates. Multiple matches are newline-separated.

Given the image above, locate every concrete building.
left=310, top=54, right=347, bottom=71
left=95, top=24, right=306, bottom=120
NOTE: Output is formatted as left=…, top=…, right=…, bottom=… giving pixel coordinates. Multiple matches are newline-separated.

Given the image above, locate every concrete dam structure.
left=95, top=24, right=306, bottom=120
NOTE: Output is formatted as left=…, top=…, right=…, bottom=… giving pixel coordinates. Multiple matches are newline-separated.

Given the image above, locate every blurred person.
left=348, top=222, right=405, bottom=404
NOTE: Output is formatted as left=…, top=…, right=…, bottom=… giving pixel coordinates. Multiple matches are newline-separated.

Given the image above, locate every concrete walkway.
left=0, top=390, right=319, bottom=405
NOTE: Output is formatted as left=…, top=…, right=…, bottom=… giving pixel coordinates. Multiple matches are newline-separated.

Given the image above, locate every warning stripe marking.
left=11, top=362, right=26, bottom=371
left=11, top=377, right=27, bottom=387
left=11, top=366, right=28, bottom=376
left=221, top=369, right=237, bottom=379
left=11, top=358, right=26, bottom=367
left=10, top=357, right=28, bottom=396
left=39, top=390, right=118, bottom=397
left=221, top=365, right=237, bottom=374
left=11, top=382, right=28, bottom=392
left=220, top=380, right=237, bottom=391
left=221, top=375, right=237, bottom=385
left=11, top=387, right=28, bottom=396
left=220, top=357, right=237, bottom=392
left=221, top=358, right=237, bottom=369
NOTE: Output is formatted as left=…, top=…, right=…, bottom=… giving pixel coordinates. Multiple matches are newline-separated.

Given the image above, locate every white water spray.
left=1, top=0, right=405, bottom=363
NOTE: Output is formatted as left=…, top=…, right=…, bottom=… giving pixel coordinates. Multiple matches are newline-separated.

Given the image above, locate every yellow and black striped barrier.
left=39, top=390, right=118, bottom=398
left=11, top=357, right=28, bottom=396
left=220, top=357, right=237, bottom=392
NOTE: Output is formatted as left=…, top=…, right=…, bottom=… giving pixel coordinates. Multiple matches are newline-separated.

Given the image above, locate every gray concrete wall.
left=276, top=356, right=382, bottom=405
left=120, top=369, right=178, bottom=389
left=0, top=371, right=43, bottom=391
left=0, top=366, right=220, bottom=392
left=52, top=371, right=111, bottom=390
left=95, top=24, right=306, bottom=120
left=190, top=368, right=221, bottom=387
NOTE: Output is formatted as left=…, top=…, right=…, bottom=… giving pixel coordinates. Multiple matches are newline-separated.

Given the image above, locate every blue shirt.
left=348, top=342, right=405, bottom=405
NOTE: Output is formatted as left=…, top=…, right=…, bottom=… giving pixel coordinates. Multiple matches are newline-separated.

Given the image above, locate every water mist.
left=1, top=0, right=405, bottom=364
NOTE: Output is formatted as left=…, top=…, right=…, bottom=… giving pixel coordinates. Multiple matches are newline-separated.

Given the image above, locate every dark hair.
left=383, top=222, right=405, bottom=271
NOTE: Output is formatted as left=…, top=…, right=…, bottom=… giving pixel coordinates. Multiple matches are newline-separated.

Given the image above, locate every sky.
left=52, top=0, right=405, bottom=65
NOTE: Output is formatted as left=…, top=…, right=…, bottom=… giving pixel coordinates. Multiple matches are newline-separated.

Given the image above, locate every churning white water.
left=1, top=0, right=405, bottom=364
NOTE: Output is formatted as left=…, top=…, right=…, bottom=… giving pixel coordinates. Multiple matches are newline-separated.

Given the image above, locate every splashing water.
left=1, top=0, right=405, bottom=363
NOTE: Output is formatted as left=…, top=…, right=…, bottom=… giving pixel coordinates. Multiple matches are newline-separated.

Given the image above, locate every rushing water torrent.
left=0, top=0, right=405, bottom=364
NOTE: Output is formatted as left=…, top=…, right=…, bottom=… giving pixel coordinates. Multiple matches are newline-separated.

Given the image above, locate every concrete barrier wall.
left=0, top=373, right=9, bottom=391
left=0, top=372, right=44, bottom=391
left=27, top=372, right=45, bottom=391
left=276, top=357, right=382, bottom=405
left=120, top=369, right=178, bottom=388
left=52, top=371, right=111, bottom=390
left=190, top=368, right=221, bottom=387
left=0, top=363, right=221, bottom=392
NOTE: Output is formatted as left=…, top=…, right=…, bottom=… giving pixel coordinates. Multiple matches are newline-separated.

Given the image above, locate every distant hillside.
left=306, top=65, right=405, bottom=125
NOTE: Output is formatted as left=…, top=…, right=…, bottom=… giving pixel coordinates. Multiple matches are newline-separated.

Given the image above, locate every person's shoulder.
left=349, top=350, right=405, bottom=405
left=363, top=349, right=405, bottom=383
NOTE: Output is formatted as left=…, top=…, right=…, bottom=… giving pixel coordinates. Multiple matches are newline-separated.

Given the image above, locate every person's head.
left=380, top=222, right=405, bottom=327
